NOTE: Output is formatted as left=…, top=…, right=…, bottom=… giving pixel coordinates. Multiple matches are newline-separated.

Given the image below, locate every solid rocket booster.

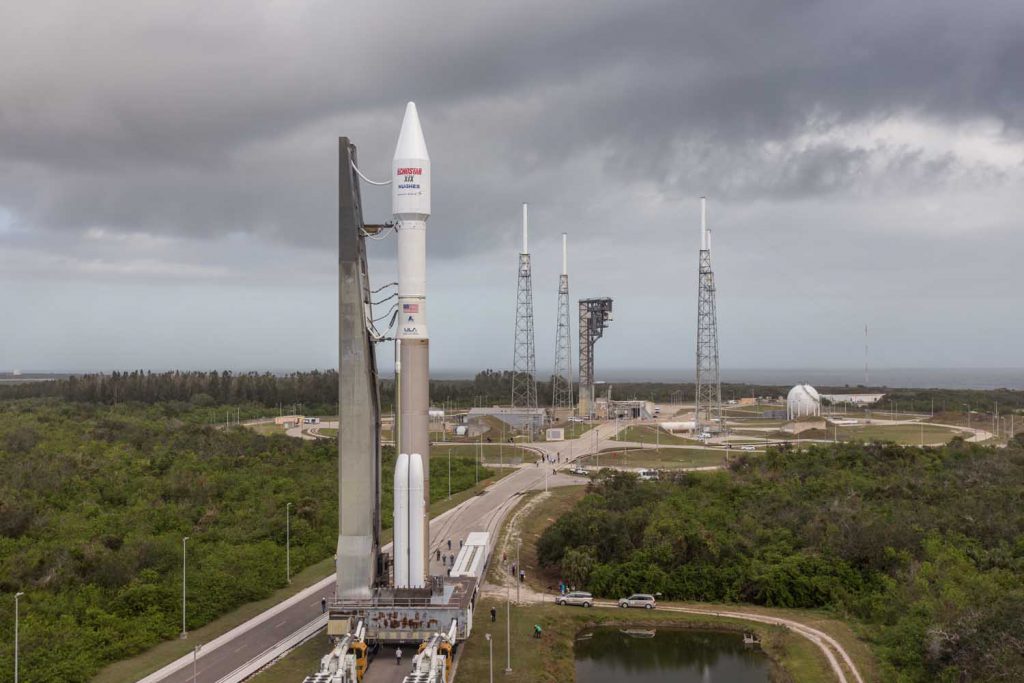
left=393, top=102, right=431, bottom=586
left=393, top=452, right=410, bottom=587
left=392, top=452, right=425, bottom=588
left=407, top=453, right=425, bottom=584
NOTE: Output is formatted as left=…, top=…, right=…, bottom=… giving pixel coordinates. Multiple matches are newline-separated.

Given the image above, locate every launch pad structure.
left=578, top=297, right=613, bottom=419
left=322, top=107, right=483, bottom=683
left=694, top=197, right=723, bottom=433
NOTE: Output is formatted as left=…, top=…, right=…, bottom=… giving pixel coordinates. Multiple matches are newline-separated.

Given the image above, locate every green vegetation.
left=0, top=400, right=491, bottom=683
left=579, top=447, right=728, bottom=470
left=835, top=423, right=962, bottom=444
left=612, top=424, right=692, bottom=445
left=556, top=421, right=596, bottom=440
left=538, top=440, right=1024, bottom=681
left=430, top=443, right=530, bottom=466
left=248, top=631, right=331, bottom=683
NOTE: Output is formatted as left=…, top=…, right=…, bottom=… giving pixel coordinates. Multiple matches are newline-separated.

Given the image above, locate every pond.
left=575, top=626, right=775, bottom=683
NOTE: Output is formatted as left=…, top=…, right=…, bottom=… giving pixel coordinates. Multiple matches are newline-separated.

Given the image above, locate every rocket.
left=393, top=102, right=430, bottom=588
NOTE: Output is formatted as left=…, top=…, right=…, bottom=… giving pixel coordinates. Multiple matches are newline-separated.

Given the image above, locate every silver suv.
left=557, top=591, right=593, bottom=608
left=618, top=593, right=656, bottom=609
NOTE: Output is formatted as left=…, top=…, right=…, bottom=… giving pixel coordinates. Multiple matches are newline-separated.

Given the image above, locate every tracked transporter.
left=303, top=104, right=487, bottom=683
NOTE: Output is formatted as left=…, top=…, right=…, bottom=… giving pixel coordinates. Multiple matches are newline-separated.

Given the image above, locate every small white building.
left=787, top=384, right=821, bottom=420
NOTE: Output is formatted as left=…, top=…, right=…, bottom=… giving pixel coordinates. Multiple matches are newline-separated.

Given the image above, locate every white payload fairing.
left=393, top=102, right=431, bottom=588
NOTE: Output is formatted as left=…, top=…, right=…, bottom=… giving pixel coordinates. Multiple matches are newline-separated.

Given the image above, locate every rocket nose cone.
left=394, top=101, right=430, bottom=161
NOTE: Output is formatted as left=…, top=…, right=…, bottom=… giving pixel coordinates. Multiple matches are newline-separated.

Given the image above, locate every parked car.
left=637, top=469, right=660, bottom=481
left=570, top=466, right=589, bottom=476
left=558, top=591, right=594, bottom=607
left=740, top=444, right=756, bottom=451
left=618, top=593, right=657, bottom=609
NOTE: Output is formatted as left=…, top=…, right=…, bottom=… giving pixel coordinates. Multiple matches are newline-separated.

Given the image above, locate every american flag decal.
left=403, top=303, right=419, bottom=313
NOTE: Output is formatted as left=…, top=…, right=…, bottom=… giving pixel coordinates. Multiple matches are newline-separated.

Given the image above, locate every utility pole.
left=14, top=591, right=24, bottom=683
left=181, top=536, right=190, bottom=638
left=448, top=449, right=452, bottom=500
left=192, top=644, right=202, bottom=683
left=505, top=582, right=512, bottom=673
left=286, top=502, right=292, bottom=583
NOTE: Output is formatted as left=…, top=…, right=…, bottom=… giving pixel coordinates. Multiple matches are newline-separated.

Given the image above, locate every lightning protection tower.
left=695, top=196, right=722, bottom=432
left=511, top=203, right=538, bottom=411
left=578, top=297, right=613, bottom=419
left=552, top=233, right=573, bottom=412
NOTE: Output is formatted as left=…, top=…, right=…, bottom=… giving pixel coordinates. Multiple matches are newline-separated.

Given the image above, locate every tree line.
left=538, top=438, right=1024, bottom=681
left=2, top=369, right=1020, bottom=416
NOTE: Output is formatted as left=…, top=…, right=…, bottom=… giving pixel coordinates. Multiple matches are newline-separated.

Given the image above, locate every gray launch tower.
left=694, top=197, right=722, bottom=432
left=578, top=298, right=613, bottom=419
left=551, top=234, right=573, bottom=412
left=336, top=138, right=383, bottom=599
left=511, top=204, right=537, bottom=410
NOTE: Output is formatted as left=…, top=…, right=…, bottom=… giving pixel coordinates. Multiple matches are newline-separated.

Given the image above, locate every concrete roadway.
left=145, top=440, right=589, bottom=683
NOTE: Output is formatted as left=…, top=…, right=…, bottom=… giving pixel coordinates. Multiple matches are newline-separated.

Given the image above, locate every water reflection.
left=575, top=627, right=772, bottom=683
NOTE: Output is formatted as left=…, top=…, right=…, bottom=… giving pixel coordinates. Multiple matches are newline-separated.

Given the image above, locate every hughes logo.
left=396, top=167, right=422, bottom=175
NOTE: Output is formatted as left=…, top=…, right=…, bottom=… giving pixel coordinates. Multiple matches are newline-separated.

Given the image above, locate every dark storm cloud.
left=1, top=0, right=1023, bottom=253
left=4, top=0, right=1024, bottom=374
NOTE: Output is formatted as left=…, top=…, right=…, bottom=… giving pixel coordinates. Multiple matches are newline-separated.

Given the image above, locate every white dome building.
left=787, top=384, right=821, bottom=420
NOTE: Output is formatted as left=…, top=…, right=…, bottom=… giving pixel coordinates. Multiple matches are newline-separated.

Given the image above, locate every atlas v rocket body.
left=393, top=103, right=431, bottom=588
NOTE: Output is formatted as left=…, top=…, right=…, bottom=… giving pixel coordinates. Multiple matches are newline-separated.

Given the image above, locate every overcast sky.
left=2, top=0, right=1022, bottom=379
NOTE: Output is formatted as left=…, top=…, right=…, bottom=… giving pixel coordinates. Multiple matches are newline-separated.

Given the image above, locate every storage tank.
left=787, top=384, right=821, bottom=420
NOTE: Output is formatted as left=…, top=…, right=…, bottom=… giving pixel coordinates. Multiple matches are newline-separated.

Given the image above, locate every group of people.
left=434, top=538, right=465, bottom=576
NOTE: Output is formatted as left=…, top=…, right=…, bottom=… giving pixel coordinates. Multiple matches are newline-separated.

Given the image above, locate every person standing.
left=321, top=597, right=327, bottom=614
left=396, top=647, right=403, bottom=665
left=490, top=606, right=497, bottom=622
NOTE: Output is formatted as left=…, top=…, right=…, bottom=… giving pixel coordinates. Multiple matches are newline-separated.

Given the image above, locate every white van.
left=638, top=469, right=660, bottom=481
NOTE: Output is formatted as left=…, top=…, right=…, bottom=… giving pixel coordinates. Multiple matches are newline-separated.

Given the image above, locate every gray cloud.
left=2, top=0, right=1023, bottom=372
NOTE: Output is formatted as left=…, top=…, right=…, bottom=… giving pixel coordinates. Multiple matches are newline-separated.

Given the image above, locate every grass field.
left=611, top=424, right=694, bottom=445
left=722, top=403, right=785, bottom=416
left=834, top=423, right=962, bottom=444
left=248, top=630, right=330, bottom=682
left=578, top=447, right=729, bottom=469
left=430, top=443, right=531, bottom=466
left=247, top=421, right=287, bottom=436
left=557, top=421, right=596, bottom=439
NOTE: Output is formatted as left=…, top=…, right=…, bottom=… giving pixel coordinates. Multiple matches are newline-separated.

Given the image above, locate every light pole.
left=14, top=591, right=24, bottom=683
left=181, top=536, right=190, bottom=639
left=286, top=502, right=292, bottom=584
left=448, top=449, right=452, bottom=500
left=505, top=583, right=512, bottom=673
left=192, top=644, right=202, bottom=683
left=485, top=632, right=494, bottom=683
